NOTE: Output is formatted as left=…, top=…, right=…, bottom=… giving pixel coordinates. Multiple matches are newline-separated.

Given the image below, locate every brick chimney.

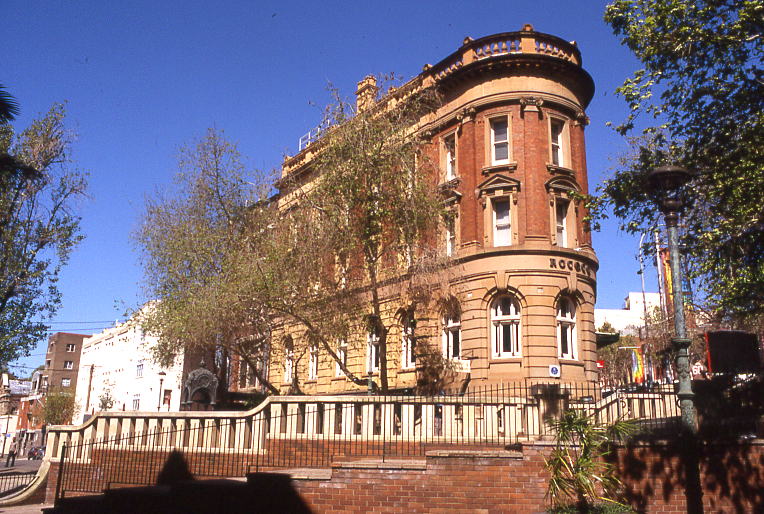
left=355, top=75, right=378, bottom=113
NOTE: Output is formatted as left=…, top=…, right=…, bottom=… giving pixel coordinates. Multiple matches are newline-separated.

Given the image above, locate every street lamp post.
left=647, top=165, right=698, bottom=434
left=157, top=371, right=166, bottom=412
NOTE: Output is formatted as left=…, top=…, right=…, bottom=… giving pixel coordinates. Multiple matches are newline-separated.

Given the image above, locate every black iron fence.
left=0, top=471, right=37, bottom=498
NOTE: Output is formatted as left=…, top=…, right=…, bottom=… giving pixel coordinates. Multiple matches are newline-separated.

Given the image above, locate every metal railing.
left=52, top=381, right=685, bottom=499
left=0, top=471, right=37, bottom=498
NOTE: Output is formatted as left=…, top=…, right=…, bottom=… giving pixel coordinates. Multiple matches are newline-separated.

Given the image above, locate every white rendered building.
left=73, top=315, right=184, bottom=424
left=594, top=292, right=662, bottom=336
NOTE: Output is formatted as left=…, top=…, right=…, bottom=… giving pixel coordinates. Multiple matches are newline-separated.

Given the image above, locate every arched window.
left=491, top=296, right=521, bottom=358
left=442, top=313, right=461, bottom=360
left=557, top=297, right=577, bottom=359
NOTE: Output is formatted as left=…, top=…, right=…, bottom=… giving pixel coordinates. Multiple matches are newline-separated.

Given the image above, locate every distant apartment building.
left=42, top=332, right=87, bottom=393
left=15, top=369, right=45, bottom=450
left=73, top=316, right=184, bottom=424
left=594, top=292, right=662, bottom=336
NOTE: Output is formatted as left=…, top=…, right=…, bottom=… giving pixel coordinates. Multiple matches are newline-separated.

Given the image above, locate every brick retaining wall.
left=46, top=440, right=764, bottom=512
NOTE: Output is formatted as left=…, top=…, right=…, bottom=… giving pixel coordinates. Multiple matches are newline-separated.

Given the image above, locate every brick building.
left=41, top=332, right=87, bottom=394
left=229, top=25, right=598, bottom=396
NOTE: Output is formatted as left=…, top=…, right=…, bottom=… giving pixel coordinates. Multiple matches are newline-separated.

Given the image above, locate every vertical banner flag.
left=631, top=349, right=645, bottom=384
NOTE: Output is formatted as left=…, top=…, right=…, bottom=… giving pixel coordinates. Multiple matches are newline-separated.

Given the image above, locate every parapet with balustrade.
left=45, top=384, right=679, bottom=464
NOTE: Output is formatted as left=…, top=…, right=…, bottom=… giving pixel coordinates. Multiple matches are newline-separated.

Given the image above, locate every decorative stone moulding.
left=519, top=96, right=544, bottom=114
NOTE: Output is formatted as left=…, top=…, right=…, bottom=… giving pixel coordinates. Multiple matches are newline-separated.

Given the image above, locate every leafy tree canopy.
left=38, top=389, right=77, bottom=426
left=135, top=128, right=278, bottom=393
left=138, top=79, right=451, bottom=395
left=0, top=103, right=87, bottom=365
left=596, top=0, right=764, bottom=320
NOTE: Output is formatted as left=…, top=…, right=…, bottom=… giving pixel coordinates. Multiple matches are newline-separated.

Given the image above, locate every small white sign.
left=453, top=359, right=471, bottom=373
left=549, top=365, right=561, bottom=378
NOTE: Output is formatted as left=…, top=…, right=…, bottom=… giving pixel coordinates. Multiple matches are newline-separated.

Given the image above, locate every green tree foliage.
left=282, top=79, right=446, bottom=391
left=138, top=80, right=449, bottom=395
left=596, top=322, right=635, bottom=388
left=0, top=104, right=87, bottom=365
left=98, top=389, right=115, bottom=411
left=546, top=410, right=636, bottom=512
left=39, top=389, right=76, bottom=426
left=135, top=128, right=279, bottom=393
left=597, top=1, right=764, bottom=320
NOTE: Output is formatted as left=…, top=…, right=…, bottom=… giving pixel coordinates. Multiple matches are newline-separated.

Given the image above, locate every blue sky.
left=5, top=0, right=657, bottom=375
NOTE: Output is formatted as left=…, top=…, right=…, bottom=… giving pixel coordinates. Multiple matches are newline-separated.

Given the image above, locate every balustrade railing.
left=430, top=30, right=581, bottom=81
left=49, top=382, right=682, bottom=499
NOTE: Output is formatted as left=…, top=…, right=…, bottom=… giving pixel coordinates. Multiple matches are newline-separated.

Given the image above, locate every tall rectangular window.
left=444, top=134, right=456, bottom=180
left=136, top=362, right=143, bottom=377
left=490, top=118, right=509, bottom=164
left=335, top=340, right=348, bottom=377
left=493, top=199, right=511, bottom=246
left=557, top=298, right=577, bottom=360
left=443, top=315, right=461, bottom=360
left=367, top=329, right=380, bottom=372
left=556, top=199, right=569, bottom=247
left=445, top=217, right=456, bottom=257
left=550, top=119, right=565, bottom=166
left=308, top=343, right=319, bottom=380
left=284, top=346, right=294, bottom=383
left=401, top=314, right=416, bottom=369
left=132, top=395, right=140, bottom=411
left=239, top=361, right=248, bottom=388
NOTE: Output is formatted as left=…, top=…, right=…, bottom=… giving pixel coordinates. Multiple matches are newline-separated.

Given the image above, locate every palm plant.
left=0, top=84, right=19, bottom=123
left=546, top=409, right=635, bottom=512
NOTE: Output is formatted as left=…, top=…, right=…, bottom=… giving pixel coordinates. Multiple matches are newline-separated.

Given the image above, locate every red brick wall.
left=46, top=440, right=764, bottom=512
left=293, top=442, right=764, bottom=513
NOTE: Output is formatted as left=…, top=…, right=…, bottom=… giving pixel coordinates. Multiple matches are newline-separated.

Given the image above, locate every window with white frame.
left=445, top=213, right=457, bottom=257
left=308, top=343, right=319, bottom=380
left=335, top=339, right=348, bottom=377
left=492, top=198, right=511, bottom=246
left=284, top=343, right=294, bottom=383
left=136, top=362, right=143, bottom=377
left=444, top=133, right=457, bottom=180
left=367, top=326, right=380, bottom=373
left=490, top=117, right=510, bottom=165
left=64, top=361, right=74, bottom=370
left=555, top=198, right=569, bottom=247
left=66, top=344, right=76, bottom=352
left=61, top=378, right=71, bottom=387
left=401, top=313, right=416, bottom=369
left=239, top=361, right=249, bottom=388
left=557, top=297, right=577, bottom=359
left=443, top=313, right=461, bottom=360
left=245, top=344, right=269, bottom=390
left=550, top=118, right=565, bottom=167
left=132, top=394, right=140, bottom=411
left=491, top=296, right=521, bottom=358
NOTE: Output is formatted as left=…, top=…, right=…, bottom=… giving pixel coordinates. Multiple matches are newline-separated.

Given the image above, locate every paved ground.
left=0, top=503, right=51, bottom=513
left=0, top=459, right=43, bottom=474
